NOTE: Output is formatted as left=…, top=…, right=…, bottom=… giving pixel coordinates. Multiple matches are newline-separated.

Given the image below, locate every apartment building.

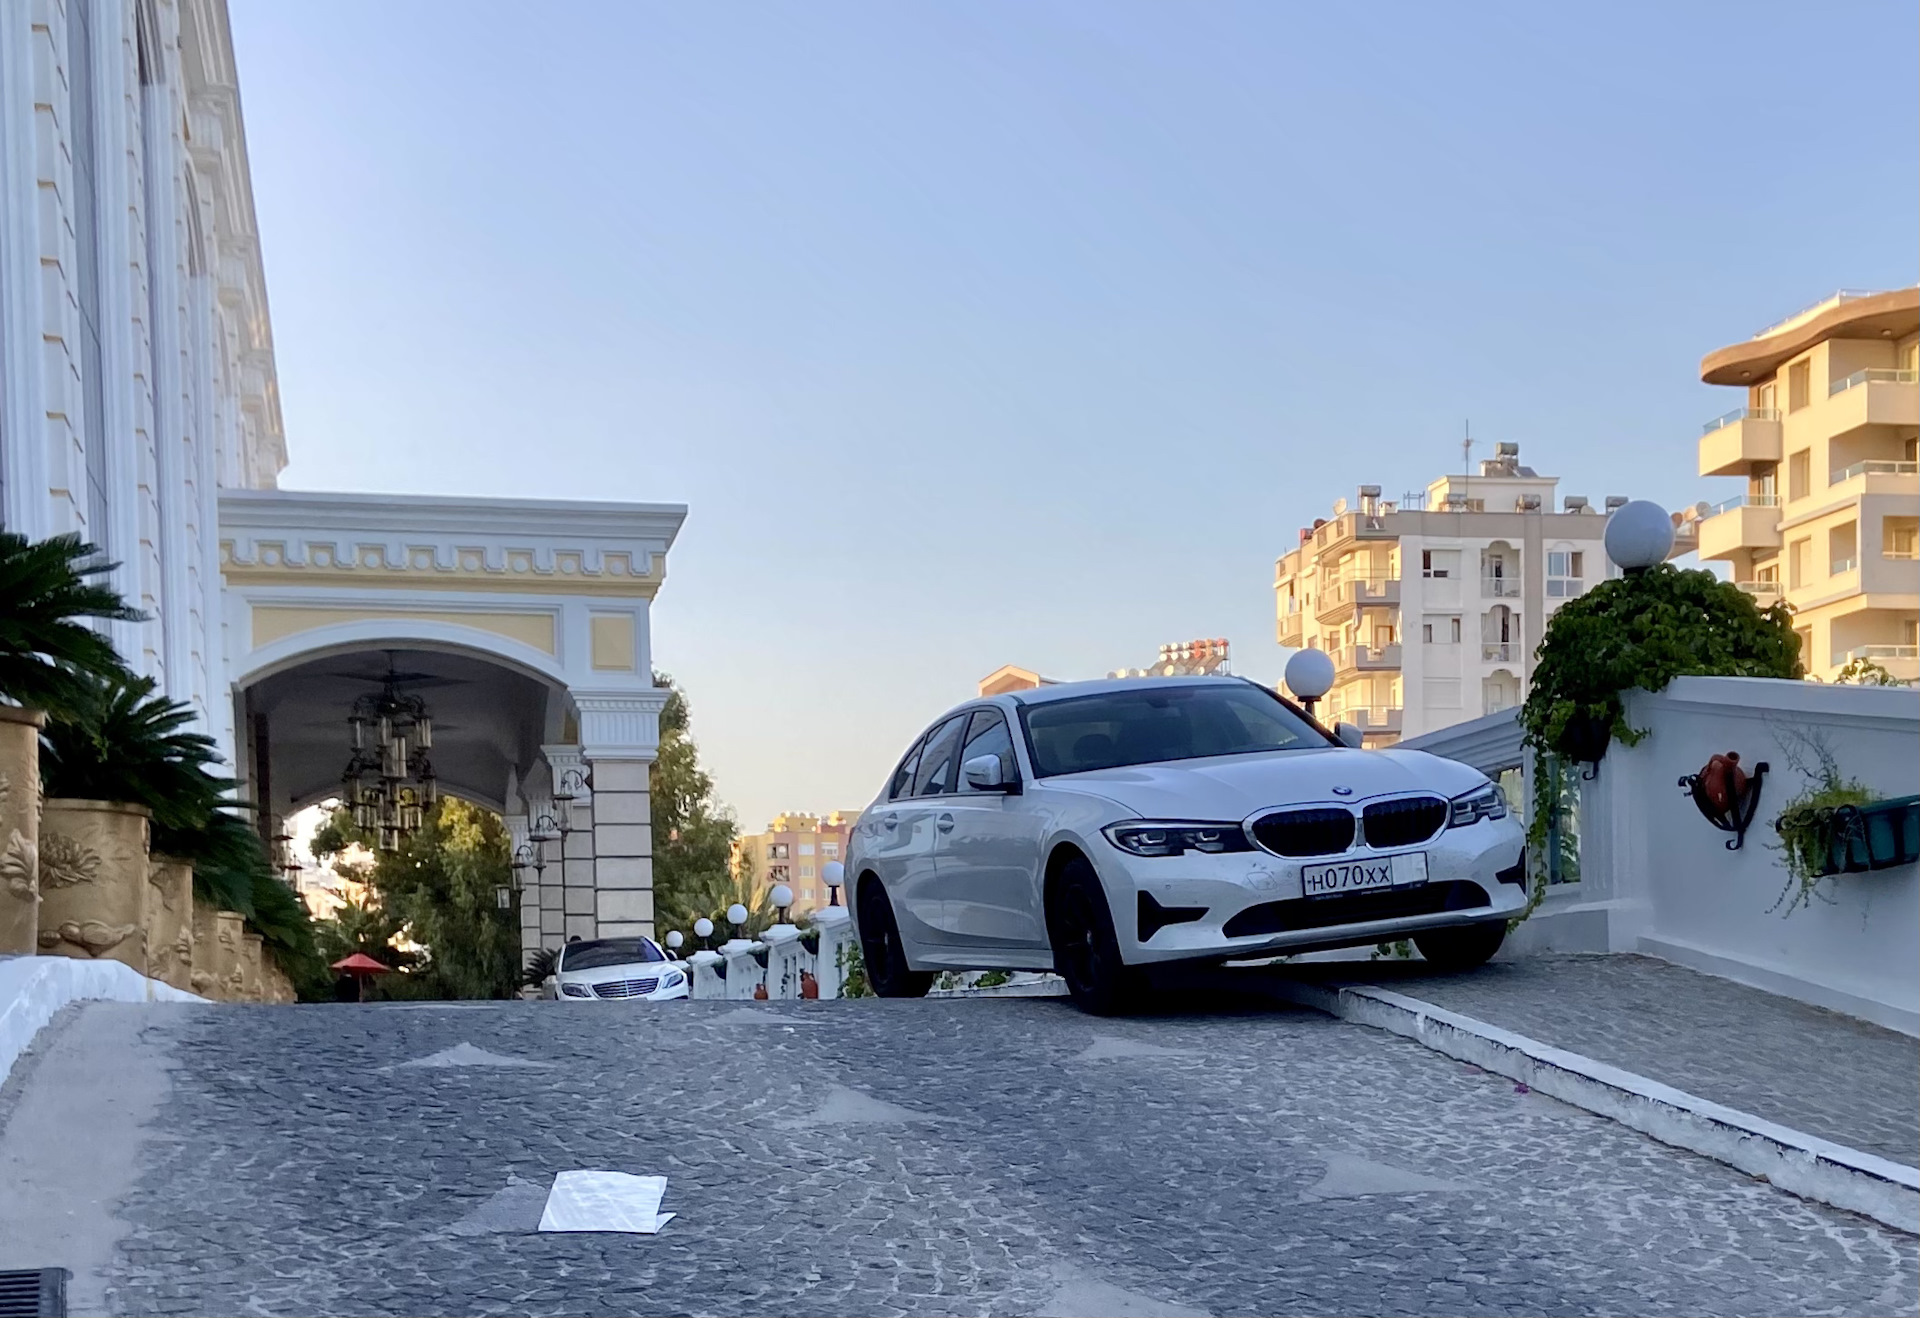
left=1690, top=289, right=1919, bottom=680
left=732, top=812, right=863, bottom=914
left=1274, top=445, right=1616, bottom=745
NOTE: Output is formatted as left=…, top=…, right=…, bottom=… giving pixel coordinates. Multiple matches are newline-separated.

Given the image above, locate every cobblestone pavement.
left=1307, top=954, right=1920, bottom=1166
left=43, top=991, right=1920, bottom=1316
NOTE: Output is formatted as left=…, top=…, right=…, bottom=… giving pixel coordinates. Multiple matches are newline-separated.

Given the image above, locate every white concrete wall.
left=1591, top=677, right=1919, bottom=1033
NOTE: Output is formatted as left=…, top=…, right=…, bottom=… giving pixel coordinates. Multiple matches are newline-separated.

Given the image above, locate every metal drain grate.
left=0, top=1268, right=67, bottom=1318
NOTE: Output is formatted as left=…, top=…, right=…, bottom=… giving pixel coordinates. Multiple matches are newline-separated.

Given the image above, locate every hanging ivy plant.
left=1520, top=564, right=1801, bottom=765
left=1514, top=563, right=1801, bottom=910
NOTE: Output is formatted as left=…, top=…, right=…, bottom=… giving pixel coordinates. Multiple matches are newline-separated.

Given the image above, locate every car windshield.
left=1020, top=684, right=1331, bottom=776
left=561, top=938, right=664, bottom=972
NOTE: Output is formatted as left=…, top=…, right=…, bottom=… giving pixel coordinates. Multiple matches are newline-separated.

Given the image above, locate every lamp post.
left=1603, top=500, right=1675, bottom=575
left=770, top=884, right=794, bottom=923
left=693, top=916, right=715, bottom=951
left=664, top=930, right=684, bottom=959
left=822, top=861, right=844, bottom=908
left=1284, top=647, right=1336, bottom=720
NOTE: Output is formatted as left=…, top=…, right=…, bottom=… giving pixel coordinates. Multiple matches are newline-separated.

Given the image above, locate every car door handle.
left=937, top=813, right=955, bottom=833
left=883, top=817, right=898, bottom=830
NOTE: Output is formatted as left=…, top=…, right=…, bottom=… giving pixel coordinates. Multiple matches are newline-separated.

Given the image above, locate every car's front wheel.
left=1046, top=856, right=1143, bottom=1016
left=1414, top=920, right=1507, bottom=971
left=856, top=877, right=934, bottom=999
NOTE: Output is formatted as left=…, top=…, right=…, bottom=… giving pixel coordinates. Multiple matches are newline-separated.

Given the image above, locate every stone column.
left=240, top=933, right=265, bottom=1003
left=544, top=745, right=598, bottom=943
left=0, top=706, right=45, bottom=956
left=38, top=800, right=152, bottom=972
left=211, top=910, right=246, bottom=1001
left=576, top=689, right=666, bottom=941
left=189, top=903, right=221, bottom=997
left=146, top=856, right=195, bottom=992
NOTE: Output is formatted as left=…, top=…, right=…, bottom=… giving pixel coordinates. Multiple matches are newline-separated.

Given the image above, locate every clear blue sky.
left=230, top=1, right=1917, bottom=830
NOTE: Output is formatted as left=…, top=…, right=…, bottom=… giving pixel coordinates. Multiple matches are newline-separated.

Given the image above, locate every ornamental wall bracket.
left=1678, top=752, right=1769, bottom=851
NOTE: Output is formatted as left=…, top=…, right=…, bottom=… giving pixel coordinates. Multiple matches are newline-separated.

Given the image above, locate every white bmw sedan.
left=545, top=936, right=690, bottom=1003
left=846, top=677, right=1525, bottom=1013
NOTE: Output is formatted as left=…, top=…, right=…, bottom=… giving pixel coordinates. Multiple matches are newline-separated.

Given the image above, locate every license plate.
left=1300, top=852, right=1428, bottom=896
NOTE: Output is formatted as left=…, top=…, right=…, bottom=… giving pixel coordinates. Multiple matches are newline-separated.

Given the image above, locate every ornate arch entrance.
left=218, top=489, right=685, bottom=952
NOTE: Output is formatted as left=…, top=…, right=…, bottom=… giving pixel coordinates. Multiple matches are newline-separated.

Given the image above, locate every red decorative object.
left=1678, top=752, right=1769, bottom=851
left=1697, top=752, right=1748, bottom=816
left=752, top=982, right=769, bottom=1000
left=800, top=970, right=819, bottom=1000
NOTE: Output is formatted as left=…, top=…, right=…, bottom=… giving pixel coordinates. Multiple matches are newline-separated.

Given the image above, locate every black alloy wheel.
left=856, top=878, right=934, bottom=998
left=1046, top=856, right=1143, bottom=1016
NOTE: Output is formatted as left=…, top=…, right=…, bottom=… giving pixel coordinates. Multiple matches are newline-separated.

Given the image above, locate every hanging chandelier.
left=340, top=669, right=438, bottom=853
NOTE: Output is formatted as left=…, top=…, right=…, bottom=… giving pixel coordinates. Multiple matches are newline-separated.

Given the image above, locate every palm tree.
left=0, top=530, right=143, bottom=715
left=40, top=672, right=228, bottom=836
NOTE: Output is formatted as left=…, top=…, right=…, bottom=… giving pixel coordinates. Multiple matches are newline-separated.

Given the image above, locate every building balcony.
left=1827, top=459, right=1919, bottom=499
left=1697, top=494, right=1783, bottom=561
left=1333, top=643, right=1402, bottom=679
left=1307, top=510, right=1398, bottom=557
left=1844, top=645, right=1919, bottom=681
left=1345, top=706, right=1403, bottom=735
left=1314, top=576, right=1400, bottom=623
left=1480, top=575, right=1522, bottom=598
left=1733, top=580, right=1783, bottom=603
left=1697, top=408, right=1783, bottom=477
left=1480, top=642, right=1520, bottom=665
left=1826, top=370, right=1919, bottom=440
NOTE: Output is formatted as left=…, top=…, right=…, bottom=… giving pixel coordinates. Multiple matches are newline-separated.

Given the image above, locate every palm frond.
left=0, top=530, right=143, bottom=715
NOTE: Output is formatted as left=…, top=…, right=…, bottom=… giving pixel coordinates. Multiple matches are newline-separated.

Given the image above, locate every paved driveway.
left=5, top=991, right=1916, bottom=1317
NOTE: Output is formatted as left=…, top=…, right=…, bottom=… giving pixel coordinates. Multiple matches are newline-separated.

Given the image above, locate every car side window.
left=911, top=715, right=969, bottom=797
left=887, top=736, right=926, bottom=800
left=958, top=709, right=1017, bottom=791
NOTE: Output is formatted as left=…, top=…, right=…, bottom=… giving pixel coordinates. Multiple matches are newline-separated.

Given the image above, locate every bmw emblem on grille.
left=1331, top=785, right=1354, bottom=796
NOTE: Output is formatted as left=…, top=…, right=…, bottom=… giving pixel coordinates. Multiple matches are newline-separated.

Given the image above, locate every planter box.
left=0, top=707, right=46, bottom=956
left=1802, top=796, right=1920, bottom=877
left=37, top=798, right=152, bottom=972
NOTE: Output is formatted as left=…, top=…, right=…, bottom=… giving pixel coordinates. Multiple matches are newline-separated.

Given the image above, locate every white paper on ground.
left=537, top=1170, right=674, bottom=1234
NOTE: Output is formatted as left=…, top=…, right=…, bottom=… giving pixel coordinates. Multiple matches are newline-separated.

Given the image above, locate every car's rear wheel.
left=1046, top=856, right=1143, bottom=1016
left=1414, top=920, right=1507, bottom=971
left=856, top=878, right=933, bottom=999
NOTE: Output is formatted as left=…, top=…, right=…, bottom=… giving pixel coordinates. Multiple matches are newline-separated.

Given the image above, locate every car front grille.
left=593, top=976, right=660, bottom=999
left=1360, top=795, right=1448, bottom=849
left=1249, top=808, right=1355, bottom=857
left=1221, top=880, right=1489, bottom=938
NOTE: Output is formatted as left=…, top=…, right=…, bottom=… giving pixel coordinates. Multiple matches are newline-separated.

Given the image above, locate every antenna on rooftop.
left=1458, top=421, right=1474, bottom=511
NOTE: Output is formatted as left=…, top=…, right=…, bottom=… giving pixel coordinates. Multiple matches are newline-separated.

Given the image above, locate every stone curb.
left=1268, top=978, right=1920, bottom=1235
left=928, top=975, right=1068, bottom=999
left=0, top=955, right=203, bottom=1086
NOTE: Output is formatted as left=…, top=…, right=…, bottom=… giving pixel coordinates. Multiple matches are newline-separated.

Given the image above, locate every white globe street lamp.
left=1604, top=500, right=1674, bottom=573
left=1284, top=647, right=1337, bottom=717
left=822, top=860, right=845, bottom=907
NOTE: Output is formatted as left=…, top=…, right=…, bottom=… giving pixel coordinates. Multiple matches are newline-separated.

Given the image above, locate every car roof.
left=1003, top=675, right=1264, bottom=707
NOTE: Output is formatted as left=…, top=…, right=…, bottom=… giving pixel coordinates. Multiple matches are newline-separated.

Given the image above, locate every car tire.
left=1414, top=920, right=1507, bottom=971
left=856, top=878, right=934, bottom=999
left=1046, top=856, right=1143, bottom=1016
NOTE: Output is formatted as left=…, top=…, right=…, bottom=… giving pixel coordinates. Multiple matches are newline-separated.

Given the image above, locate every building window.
left=799, top=864, right=814, bottom=878
left=767, top=843, right=789, bottom=860
left=1788, top=451, right=1810, bottom=501
left=1546, top=550, right=1584, bottom=597
left=1828, top=521, right=1857, bottom=575
left=1451, top=617, right=1461, bottom=643
left=1787, top=360, right=1810, bottom=412
left=1789, top=538, right=1811, bottom=590
left=1751, top=463, right=1777, bottom=500
left=822, top=842, right=839, bottom=858
left=798, top=843, right=815, bottom=855
left=1421, top=550, right=1456, bottom=579
left=770, top=864, right=789, bottom=882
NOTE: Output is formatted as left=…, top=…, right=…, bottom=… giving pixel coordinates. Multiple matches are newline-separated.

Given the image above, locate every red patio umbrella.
left=331, top=952, right=391, bottom=1002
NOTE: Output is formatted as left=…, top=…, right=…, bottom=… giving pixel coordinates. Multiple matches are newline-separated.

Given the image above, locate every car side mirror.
left=1334, top=722, right=1365, bottom=749
left=963, top=753, right=1017, bottom=792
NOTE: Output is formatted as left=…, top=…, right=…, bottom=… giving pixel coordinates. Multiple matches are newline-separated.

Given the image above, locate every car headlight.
left=1102, top=821, right=1254, bottom=857
left=1448, top=783, right=1509, bottom=829
left=662, top=970, right=685, bottom=989
left=560, top=983, right=593, bottom=998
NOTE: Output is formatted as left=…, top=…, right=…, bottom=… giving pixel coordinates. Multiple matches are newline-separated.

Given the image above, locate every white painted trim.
left=220, top=487, right=687, bottom=549
left=1271, top=978, right=1919, bottom=1234
left=232, top=617, right=573, bottom=692
left=0, top=956, right=202, bottom=1087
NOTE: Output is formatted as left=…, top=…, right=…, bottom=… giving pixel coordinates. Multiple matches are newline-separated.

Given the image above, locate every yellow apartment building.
left=732, top=811, right=864, bottom=914
left=1693, top=289, right=1919, bottom=680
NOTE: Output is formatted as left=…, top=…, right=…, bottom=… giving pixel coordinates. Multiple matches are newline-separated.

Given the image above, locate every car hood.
left=1046, top=747, right=1488, bottom=820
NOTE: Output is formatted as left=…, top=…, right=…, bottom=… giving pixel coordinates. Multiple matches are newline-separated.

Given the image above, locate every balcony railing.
left=1830, top=460, right=1919, bottom=485
left=1707, top=493, right=1784, bottom=516
left=1829, top=367, right=1918, bottom=397
left=1701, top=406, right=1781, bottom=436
left=1733, top=580, right=1783, bottom=598
left=1347, top=706, right=1403, bottom=732
left=1482, top=642, right=1517, bottom=664
left=1885, top=548, right=1919, bottom=561
left=1480, top=576, right=1521, bottom=597
left=1846, top=645, right=1919, bottom=662
left=1831, top=558, right=1858, bottom=575
left=1753, top=289, right=1877, bottom=339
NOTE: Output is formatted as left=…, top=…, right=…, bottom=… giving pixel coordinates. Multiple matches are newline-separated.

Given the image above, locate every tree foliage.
left=1520, top=564, right=1802, bottom=761
left=0, top=530, right=144, bottom=717
left=647, top=672, right=740, bottom=939
left=40, top=672, right=228, bottom=838
left=312, top=798, right=519, bottom=999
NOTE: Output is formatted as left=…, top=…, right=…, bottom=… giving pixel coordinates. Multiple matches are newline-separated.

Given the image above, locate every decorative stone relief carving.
left=38, top=800, right=152, bottom=974
left=1, top=831, right=35, bottom=899
left=38, top=833, right=102, bottom=889
left=38, top=919, right=142, bottom=957
left=0, top=710, right=46, bottom=957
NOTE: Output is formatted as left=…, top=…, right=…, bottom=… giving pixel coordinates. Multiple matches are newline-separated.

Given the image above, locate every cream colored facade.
left=1689, top=289, right=1919, bottom=681
left=1274, top=446, right=1618, bottom=746
left=732, top=811, right=862, bottom=914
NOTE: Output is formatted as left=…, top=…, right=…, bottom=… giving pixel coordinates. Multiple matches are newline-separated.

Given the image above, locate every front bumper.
left=555, top=971, right=691, bottom=1002
left=1099, top=816, right=1527, bottom=965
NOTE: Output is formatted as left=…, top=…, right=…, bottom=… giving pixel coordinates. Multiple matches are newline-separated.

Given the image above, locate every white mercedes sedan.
left=544, top=936, right=690, bottom=1003
left=846, top=676, right=1525, bottom=1013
